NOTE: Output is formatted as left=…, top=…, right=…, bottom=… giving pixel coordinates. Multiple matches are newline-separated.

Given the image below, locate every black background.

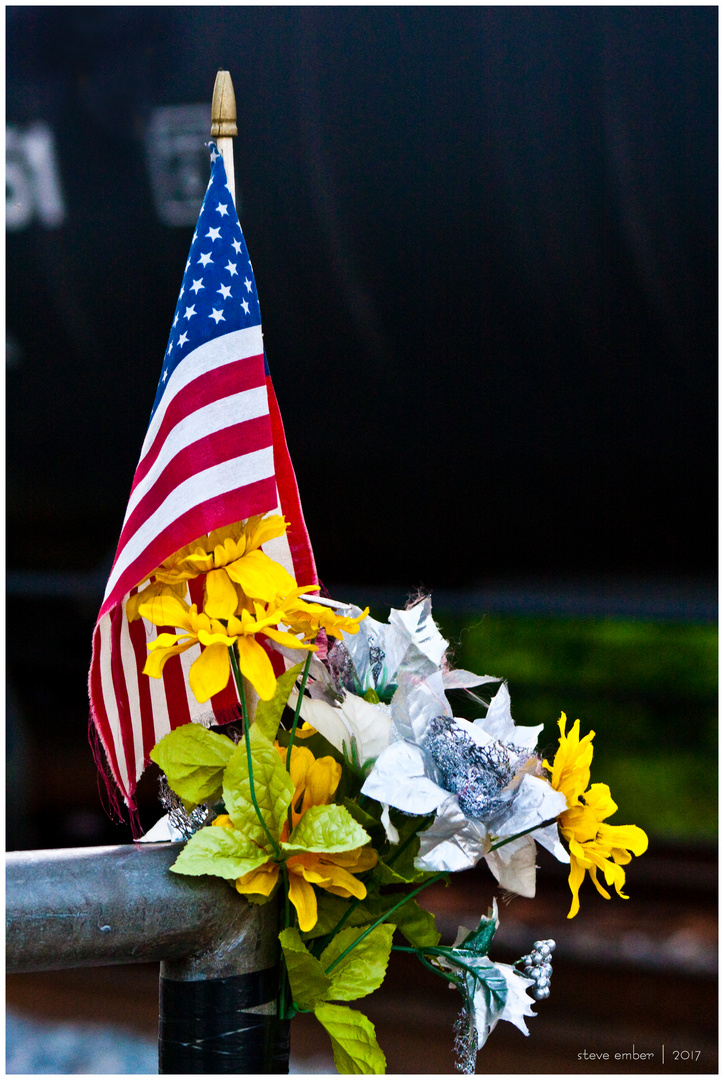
left=7, top=6, right=717, bottom=591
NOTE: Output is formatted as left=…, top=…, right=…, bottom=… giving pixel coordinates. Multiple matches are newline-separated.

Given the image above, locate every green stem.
left=286, top=649, right=313, bottom=835
left=228, top=644, right=280, bottom=857
left=386, top=828, right=419, bottom=867
left=286, top=649, right=313, bottom=770
left=311, top=897, right=362, bottom=957
left=392, top=945, right=462, bottom=987
left=279, top=864, right=292, bottom=1020
left=488, top=814, right=560, bottom=852
left=392, top=945, right=485, bottom=985
left=323, top=872, right=447, bottom=975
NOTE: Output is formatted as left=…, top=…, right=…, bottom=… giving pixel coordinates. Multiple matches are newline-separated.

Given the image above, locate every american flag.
left=89, top=143, right=316, bottom=816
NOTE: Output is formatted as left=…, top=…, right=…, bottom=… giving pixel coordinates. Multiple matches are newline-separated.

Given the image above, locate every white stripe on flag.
left=104, top=446, right=276, bottom=602
left=119, top=610, right=146, bottom=781
left=146, top=623, right=173, bottom=749
left=141, top=327, right=264, bottom=458
left=98, top=614, right=130, bottom=796
left=123, top=385, right=270, bottom=526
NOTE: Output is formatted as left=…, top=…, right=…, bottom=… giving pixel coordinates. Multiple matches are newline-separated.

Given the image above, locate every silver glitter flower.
left=361, top=674, right=568, bottom=895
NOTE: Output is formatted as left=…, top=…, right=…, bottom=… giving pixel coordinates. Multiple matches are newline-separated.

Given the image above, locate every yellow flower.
left=220, top=747, right=377, bottom=932
left=138, top=592, right=316, bottom=702
left=278, top=595, right=371, bottom=643
left=127, top=514, right=296, bottom=620
left=545, top=713, right=648, bottom=919
left=277, top=743, right=343, bottom=830
left=284, top=847, right=378, bottom=932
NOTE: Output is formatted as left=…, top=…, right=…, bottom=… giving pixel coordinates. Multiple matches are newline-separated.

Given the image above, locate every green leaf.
left=223, top=725, right=294, bottom=845
left=362, top=688, right=381, bottom=704
left=383, top=813, right=436, bottom=883
left=313, top=1002, right=386, bottom=1074
left=170, top=823, right=271, bottom=880
left=283, top=804, right=370, bottom=856
left=343, top=799, right=386, bottom=847
left=279, top=927, right=333, bottom=1010
left=254, top=662, right=305, bottom=743
left=320, top=923, right=394, bottom=1001
left=457, top=909, right=498, bottom=958
left=386, top=898, right=440, bottom=948
left=149, top=724, right=234, bottom=806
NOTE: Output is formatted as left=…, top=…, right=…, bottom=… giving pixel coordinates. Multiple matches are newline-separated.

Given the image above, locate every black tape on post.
left=159, top=967, right=290, bottom=1074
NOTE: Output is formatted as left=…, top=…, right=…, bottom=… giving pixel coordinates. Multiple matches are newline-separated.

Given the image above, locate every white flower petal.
left=361, top=740, right=449, bottom=814
left=291, top=690, right=392, bottom=765
left=532, top=820, right=570, bottom=864
left=484, top=835, right=538, bottom=897
left=415, top=795, right=490, bottom=872
left=442, top=668, right=502, bottom=689
left=380, top=803, right=399, bottom=843
left=475, top=682, right=542, bottom=749
left=390, top=670, right=451, bottom=743
left=490, top=774, right=567, bottom=840
left=495, top=963, right=537, bottom=1036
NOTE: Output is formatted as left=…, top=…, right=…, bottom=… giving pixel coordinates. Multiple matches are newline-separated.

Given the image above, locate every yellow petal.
left=566, top=856, right=586, bottom=918
left=235, top=861, right=280, bottom=898
left=143, top=637, right=194, bottom=679
left=226, top=549, right=298, bottom=602
left=301, top=757, right=342, bottom=816
left=234, top=635, right=278, bottom=700
left=204, top=568, right=241, bottom=620
left=287, top=871, right=318, bottom=932
left=316, top=861, right=368, bottom=900
left=584, top=782, right=618, bottom=821
left=212, top=815, right=234, bottom=829
left=138, top=593, right=196, bottom=632
left=244, top=514, right=288, bottom=551
left=188, top=642, right=232, bottom=703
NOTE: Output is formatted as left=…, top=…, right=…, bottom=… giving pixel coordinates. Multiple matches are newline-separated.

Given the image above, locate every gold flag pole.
left=211, top=70, right=237, bottom=207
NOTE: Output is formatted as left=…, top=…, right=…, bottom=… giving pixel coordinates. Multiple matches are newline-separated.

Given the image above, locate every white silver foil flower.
left=288, top=596, right=497, bottom=776
left=438, top=900, right=538, bottom=1065
left=361, top=675, right=568, bottom=895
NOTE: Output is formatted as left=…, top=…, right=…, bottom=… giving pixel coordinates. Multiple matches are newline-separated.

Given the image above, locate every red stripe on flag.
left=108, top=604, right=140, bottom=793
left=267, top=377, right=318, bottom=587
left=163, top=652, right=193, bottom=735
left=116, top=415, right=274, bottom=560
left=134, top=354, right=267, bottom=488
left=88, top=622, right=124, bottom=793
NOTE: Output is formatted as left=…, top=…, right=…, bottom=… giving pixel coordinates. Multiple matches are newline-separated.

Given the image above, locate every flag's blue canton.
left=152, top=143, right=261, bottom=418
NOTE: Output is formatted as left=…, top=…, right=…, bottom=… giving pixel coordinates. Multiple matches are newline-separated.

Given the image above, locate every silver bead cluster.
left=518, top=939, right=555, bottom=1000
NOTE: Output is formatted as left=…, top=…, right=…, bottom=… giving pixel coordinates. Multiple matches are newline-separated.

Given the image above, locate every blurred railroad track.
left=7, top=839, right=716, bottom=1073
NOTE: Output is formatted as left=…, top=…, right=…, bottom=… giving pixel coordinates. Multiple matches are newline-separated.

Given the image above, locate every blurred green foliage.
left=433, top=614, right=717, bottom=841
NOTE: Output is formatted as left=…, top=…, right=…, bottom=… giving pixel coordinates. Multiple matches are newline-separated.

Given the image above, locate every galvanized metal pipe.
left=6, top=842, right=289, bottom=1073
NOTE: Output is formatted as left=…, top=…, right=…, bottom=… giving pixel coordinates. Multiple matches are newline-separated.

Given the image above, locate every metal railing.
left=6, top=842, right=289, bottom=1073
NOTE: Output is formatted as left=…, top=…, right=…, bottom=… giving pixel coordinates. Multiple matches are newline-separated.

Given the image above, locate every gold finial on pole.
left=211, top=70, right=237, bottom=207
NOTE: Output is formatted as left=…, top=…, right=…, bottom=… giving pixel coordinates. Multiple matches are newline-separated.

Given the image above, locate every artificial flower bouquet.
left=135, top=512, right=648, bottom=1074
